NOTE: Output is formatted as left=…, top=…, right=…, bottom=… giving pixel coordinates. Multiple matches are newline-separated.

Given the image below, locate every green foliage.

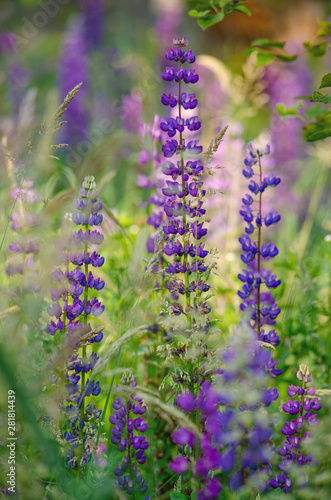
left=275, top=53, right=297, bottom=62
left=319, top=73, right=331, bottom=89
left=303, top=111, right=331, bottom=142
left=170, top=493, right=189, bottom=499
left=187, top=0, right=251, bottom=30
left=303, top=41, right=328, bottom=58
left=256, top=51, right=275, bottom=67
left=251, top=39, right=286, bottom=49
left=276, top=102, right=303, bottom=120
left=311, top=91, right=331, bottom=104
left=0, top=1, right=331, bottom=498
left=246, top=40, right=297, bottom=66
left=317, top=20, right=331, bottom=37
left=197, top=12, right=224, bottom=30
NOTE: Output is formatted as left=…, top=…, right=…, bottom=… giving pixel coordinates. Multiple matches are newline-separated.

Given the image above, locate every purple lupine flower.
left=170, top=327, right=279, bottom=496
left=121, top=92, right=143, bottom=134
left=154, top=0, right=183, bottom=55
left=0, top=33, right=16, bottom=54
left=58, top=16, right=89, bottom=145
left=8, top=59, right=31, bottom=119
left=109, top=373, right=149, bottom=497
left=47, top=176, right=105, bottom=469
left=136, top=115, right=167, bottom=259
left=77, top=0, right=104, bottom=50
left=269, top=364, right=322, bottom=493
left=6, top=180, right=41, bottom=291
left=263, top=58, right=310, bottom=212
left=238, top=145, right=281, bottom=340
left=160, top=38, right=212, bottom=326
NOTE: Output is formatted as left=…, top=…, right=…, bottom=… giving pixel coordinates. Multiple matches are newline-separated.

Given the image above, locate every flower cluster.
left=169, top=327, right=280, bottom=498
left=238, top=145, right=281, bottom=341
left=47, top=176, right=105, bottom=469
left=109, top=373, right=149, bottom=498
left=136, top=115, right=167, bottom=257
left=6, top=180, right=40, bottom=291
left=58, top=16, right=89, bottom=145
left=263, top=60, right=310, bottom=212
left=160, top=38, right=211, bottom=323
left=78, top=0, right=104, bottom=50
left=270, top=364, right=322, bottom=493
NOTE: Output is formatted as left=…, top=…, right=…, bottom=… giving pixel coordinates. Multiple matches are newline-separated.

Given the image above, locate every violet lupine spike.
left=238, top=144, right=281, bottom=345
left=109, top=373, right=150, bottom=498
left=47, top=176, right=105, bottom=469
left=263, top=60, right=310, bottom=212
left=269, top=364, right=322, bottom=493
left=77, top=0, right=104, bottom=50
left=58, top=16, right=89, bottom=146
left=170, top=328, right=280, bottom=497
left=136, top=115, right=167, bottom=258
left=154, top=0, right=183, bottom=55
left=121, top=92, right=144, bottom=135
left=6, top=180, right=41, bottom=291
left=160, top=37, right=211, bottom=325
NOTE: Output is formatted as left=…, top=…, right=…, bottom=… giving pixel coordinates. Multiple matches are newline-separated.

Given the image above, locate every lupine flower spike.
left=238, top=145, right=282, bottom=385
left=238, top=144, right=281, bottom=345
left=109, top=373, right=150, bottom=499
left=160, top=37, right=211, bottom=327
left=136, top=115, right=167, bottom=261
left=47, top=176, right=105, bottom=469
left=270, top=364, right=322, bottom=493
left=170, top=327, right=280, bottom=498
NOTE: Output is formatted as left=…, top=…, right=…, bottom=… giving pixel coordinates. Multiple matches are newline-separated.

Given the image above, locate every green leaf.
left=303, top=41, right=327, bottom=57
left=252, top=38, right=285, bottom=48
left=256, top=50, right=275, bottom=67
left=302, top=111, right=331, bottom=141
left=317, top=20, right=331, bottom=37
left=306, top=129, right=331, bottom=142
left=234, top=5, right=251, bottom=16
left=305, top=104, right=328, bottom=120
left=170, top=494, right=188, bottom=500
left=245, top=46, right=256, bottom=57
left=319, top=73, right=331, bottom=89
left=188, top=9, right=210, bottom=18
left=277, top=102, right=301, bottom=119
left=294, top=95, right=316, bottom=100
left=197, top=11, right=224, bottom=30
left=312, top=91, right=331, bottom=104
left=275, top=53, right=297, bottom=62
left=189, top=9, right=200, bottom=17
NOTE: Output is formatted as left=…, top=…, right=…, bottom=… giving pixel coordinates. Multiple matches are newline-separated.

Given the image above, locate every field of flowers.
left=0, top=0, right=330, bottom=499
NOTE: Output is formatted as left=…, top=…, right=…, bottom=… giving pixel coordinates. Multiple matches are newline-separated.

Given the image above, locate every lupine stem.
left=91, top=347, right=122, bottom=468
left=78, top=237, right=89, bottom=464
left=127, top=402, right=137, bottom=500
left=256, top=155, right=262, bottom=336
left=178, top=69, right=192, bottom=328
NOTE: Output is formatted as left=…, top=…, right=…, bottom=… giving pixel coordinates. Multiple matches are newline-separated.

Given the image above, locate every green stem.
left=127, top=402, right=136, bottom=500
left=90, top=347, right=122, bottom=466
left=299, top=377, right=306, bottom=440
left=79, top=234, right=89, bottom=467
left=256, top=156, right=262, bottom=337
left=178, top=67, right=191, bottom=328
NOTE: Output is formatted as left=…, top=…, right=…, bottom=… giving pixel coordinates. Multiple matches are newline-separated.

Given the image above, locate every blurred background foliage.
left=0, top=0, right=330, bottom=498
